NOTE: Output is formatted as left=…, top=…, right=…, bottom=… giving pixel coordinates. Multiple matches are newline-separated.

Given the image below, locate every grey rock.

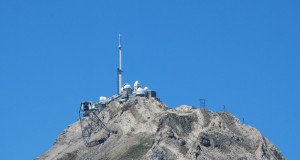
left=36, top=97, right=285, bottom=160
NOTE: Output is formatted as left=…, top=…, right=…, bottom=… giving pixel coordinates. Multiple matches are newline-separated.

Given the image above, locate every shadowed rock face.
left=37, top=97, right=285, bottom=160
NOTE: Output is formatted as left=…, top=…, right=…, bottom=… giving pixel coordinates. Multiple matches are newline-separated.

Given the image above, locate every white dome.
left=99, top=96, right=107, bottom=102
left=123, top=84, right=131, bottom=89
left=136, top=87, right=145, bottom=95
left=134, top=81, right=140, bottom=87
left=144, top=87, right=148, bottom=90
left=137, top=87, right=143, bottom=92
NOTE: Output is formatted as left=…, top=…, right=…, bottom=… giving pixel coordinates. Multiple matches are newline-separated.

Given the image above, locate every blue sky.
left=0, top=0, right=299, bottom=159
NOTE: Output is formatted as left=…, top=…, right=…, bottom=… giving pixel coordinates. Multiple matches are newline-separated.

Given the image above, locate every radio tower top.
left=117, top=34, right=123, bottom=94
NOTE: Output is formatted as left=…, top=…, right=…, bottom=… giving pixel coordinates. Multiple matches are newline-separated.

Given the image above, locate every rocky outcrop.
left=37, top=97, right=285, bottom=160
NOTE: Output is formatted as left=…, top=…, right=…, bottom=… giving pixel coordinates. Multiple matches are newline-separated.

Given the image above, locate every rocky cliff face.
left=37, top=97, right=285, bottom=160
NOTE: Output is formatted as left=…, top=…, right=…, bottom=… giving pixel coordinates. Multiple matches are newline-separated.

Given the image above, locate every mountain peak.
left=37, top=97, right=285, bottom=160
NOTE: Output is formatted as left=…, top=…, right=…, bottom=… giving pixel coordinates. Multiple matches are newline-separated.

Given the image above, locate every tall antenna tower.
left=117, top=34, right=123, bottom=94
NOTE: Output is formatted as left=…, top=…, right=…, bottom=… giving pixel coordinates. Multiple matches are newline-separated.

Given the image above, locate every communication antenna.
left=200, top=99, right=206, bottom=108
left=117, top=33, right=123, bottom=94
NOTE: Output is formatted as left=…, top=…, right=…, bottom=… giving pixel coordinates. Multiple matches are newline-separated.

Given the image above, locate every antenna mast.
left=117, top=34, right=123, bottom=94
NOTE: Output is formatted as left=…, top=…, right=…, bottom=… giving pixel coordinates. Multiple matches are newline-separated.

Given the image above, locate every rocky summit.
left=37, top=97, right=285, bottom=160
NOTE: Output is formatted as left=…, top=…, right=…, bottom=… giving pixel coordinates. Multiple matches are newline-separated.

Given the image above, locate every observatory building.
left=80, top=34, right=157, bottom=115
left=78, top=34, right=157, bottom=146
